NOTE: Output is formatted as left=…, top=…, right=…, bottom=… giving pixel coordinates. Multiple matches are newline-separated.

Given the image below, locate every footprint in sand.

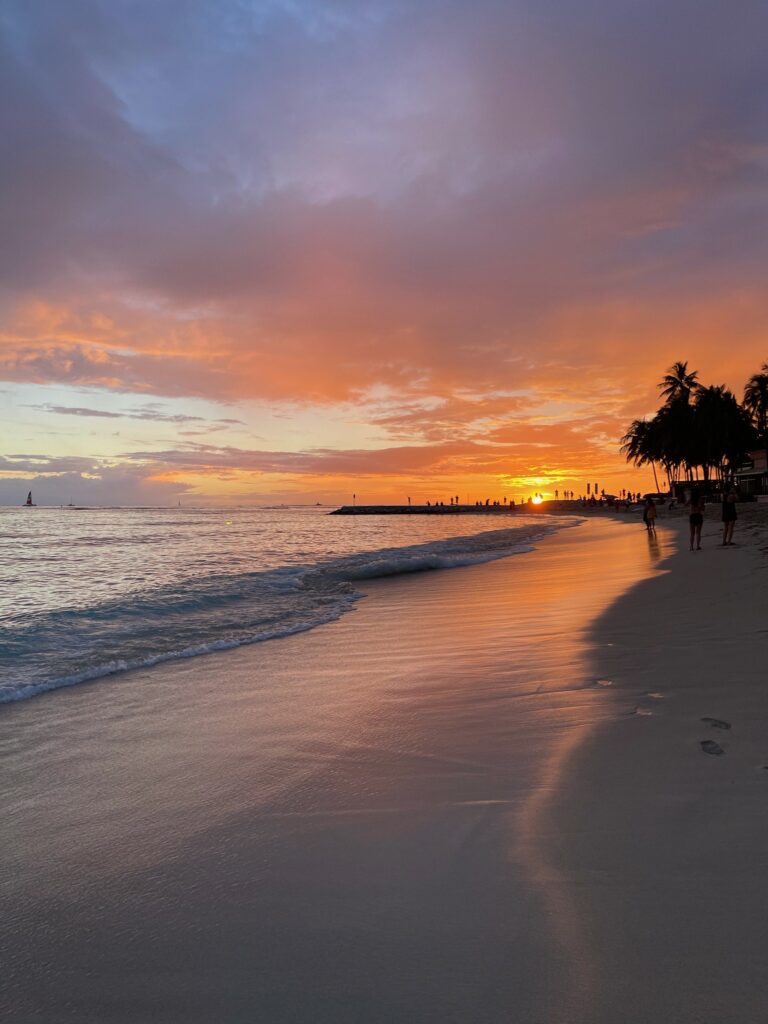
left=594, top=679, right=613, bottom=687
left=632, top=707, right=653, bottom=716
left=646, top=692, right=664, bottom=700
left=701, top=717, right=731, bottom=730
left=700, top=739, right=725, bottom=756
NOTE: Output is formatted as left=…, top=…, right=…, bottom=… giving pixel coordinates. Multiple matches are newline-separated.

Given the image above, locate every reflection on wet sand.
left=647, top=529, right=662, bottom=561
left=515, top=721, right=599, bottom=1024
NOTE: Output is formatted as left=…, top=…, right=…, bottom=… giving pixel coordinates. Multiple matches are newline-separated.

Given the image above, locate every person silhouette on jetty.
left=721, top=484, right=738, bottom=545
left=688, top=489, right=704, bottom=550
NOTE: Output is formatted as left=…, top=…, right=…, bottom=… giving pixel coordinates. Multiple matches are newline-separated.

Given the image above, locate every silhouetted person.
left=722, top=485, right=738, bottom=545
left=688, top=490, right=704, bottom=550
left=643, top=496, right=657, bottom=533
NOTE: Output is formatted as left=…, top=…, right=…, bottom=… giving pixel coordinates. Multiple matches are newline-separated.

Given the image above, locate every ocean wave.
left=1, top=520, right=567, bottom=704
left=1, top=601, right=357, bottom=704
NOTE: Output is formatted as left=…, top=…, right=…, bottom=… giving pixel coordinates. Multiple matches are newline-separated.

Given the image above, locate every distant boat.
left=24, top=491, right=36, bottom=507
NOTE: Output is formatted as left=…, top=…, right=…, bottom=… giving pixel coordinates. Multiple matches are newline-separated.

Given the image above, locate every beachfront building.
left=735, top=449, right=768, bottom=496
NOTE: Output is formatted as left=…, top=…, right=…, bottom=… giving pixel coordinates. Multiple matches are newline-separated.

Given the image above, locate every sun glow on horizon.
left=1, top=2, right=765, bottom=506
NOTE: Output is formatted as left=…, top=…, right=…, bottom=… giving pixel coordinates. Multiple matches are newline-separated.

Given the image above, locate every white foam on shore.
left=2, top=519, right=575, bottom=703
left=0, top=600, right=358, bottom=704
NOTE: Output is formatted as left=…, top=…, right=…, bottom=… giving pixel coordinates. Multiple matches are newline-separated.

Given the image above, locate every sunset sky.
left=1, top=0, right=767, bottom=505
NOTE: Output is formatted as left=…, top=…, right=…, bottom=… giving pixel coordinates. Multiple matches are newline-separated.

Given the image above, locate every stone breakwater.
left=330, top=504, right=523, bottom=515
left=329, top=502, right=592, bottom=515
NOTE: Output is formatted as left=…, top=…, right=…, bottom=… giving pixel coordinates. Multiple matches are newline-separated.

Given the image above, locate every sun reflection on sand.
left=510, top=519, right=674, bottom=1023
left=514, top=720, right=600, bottom=1023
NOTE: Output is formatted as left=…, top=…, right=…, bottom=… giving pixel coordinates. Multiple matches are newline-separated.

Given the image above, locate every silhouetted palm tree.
left=620, top=419, right=661, bottom=492
left=658, top=361, right=700, bottom=405
left=692, top=385, right=754, bottom=485
left=744, top=363, right=768, bottom=491
left=622, top=363, right=757, bottom=494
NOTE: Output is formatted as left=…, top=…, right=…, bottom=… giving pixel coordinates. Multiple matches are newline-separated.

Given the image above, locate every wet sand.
left=544, top=510, right=768, bottom=1023
left=3, top=513, right=765, bottom=1021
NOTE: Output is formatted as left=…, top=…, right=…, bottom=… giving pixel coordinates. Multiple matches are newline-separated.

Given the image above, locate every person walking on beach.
left=688, top=490, right=704, bottom=551
left=721, top=484, right=738, bottom=545
left=643, top=496, right=657, bottom=533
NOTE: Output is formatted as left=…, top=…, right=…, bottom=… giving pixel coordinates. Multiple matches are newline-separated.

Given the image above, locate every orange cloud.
left=2, top=0, right=767, bottom=502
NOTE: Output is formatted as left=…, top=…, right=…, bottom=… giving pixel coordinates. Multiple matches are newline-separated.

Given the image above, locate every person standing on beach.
left=643, top=496, right=657, bottom=532
left=721, top=484, right=738, bottom=545
left=688, top=490, right=704, bottom=551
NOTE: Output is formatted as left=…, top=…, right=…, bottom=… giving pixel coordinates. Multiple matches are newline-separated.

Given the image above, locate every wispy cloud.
left=1, top=0, right=767, bottom=497
left=27, top=403, right=245, bottom=427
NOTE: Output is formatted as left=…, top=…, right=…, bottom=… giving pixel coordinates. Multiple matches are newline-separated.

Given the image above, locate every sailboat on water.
left=24, top=491, right=36, bottom=507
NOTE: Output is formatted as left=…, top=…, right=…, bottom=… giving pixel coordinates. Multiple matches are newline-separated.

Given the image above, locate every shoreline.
left=3, top=510, right=767, bottom=1020
left=2, top=513, right=563, bottom=707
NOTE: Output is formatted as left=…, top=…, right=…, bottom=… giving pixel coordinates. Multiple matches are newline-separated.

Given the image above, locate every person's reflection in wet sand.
left=647, top=530, right=661, bottom=561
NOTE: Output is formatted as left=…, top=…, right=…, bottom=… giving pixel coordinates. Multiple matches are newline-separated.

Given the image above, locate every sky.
left=1, top=0, right=767, bottom=505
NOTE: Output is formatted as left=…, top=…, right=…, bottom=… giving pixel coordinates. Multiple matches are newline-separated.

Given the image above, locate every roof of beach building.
left=736, top=450, right=768, bottom=476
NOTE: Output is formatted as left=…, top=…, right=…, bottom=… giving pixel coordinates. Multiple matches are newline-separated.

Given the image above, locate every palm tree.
left=622, top=364, right=757, bottom=494
left=620, top=419, right=661, bottom=492
left=744, top=364, right=768, bottom=433
left=658, top=361, right=700, bottom=405
left=693, top=385, right=755, bottom=485
left=744, top=364, right=768, bottom=492
left=654, top=400, right=695, bottom=488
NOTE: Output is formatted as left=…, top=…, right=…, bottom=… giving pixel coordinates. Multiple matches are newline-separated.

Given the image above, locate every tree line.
left=621, top=360, right=768, bottom=493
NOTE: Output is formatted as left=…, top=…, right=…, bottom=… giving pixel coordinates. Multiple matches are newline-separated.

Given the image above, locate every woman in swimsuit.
left=722, top=485, right=738, bottom=545
left=688, top=491, right=704, bottom=550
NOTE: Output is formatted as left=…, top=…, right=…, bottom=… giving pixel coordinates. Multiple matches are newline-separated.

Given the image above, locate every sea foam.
left=1, top=520, right=568, bottom=703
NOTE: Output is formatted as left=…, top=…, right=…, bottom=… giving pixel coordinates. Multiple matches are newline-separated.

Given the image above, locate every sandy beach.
left=3, top=510, right=768, bottom=1023
left=545, top=505, right=768, bottom=1022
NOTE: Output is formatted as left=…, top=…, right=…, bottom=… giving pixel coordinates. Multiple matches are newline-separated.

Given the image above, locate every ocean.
left=1, top=506, right=565, bottom=703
